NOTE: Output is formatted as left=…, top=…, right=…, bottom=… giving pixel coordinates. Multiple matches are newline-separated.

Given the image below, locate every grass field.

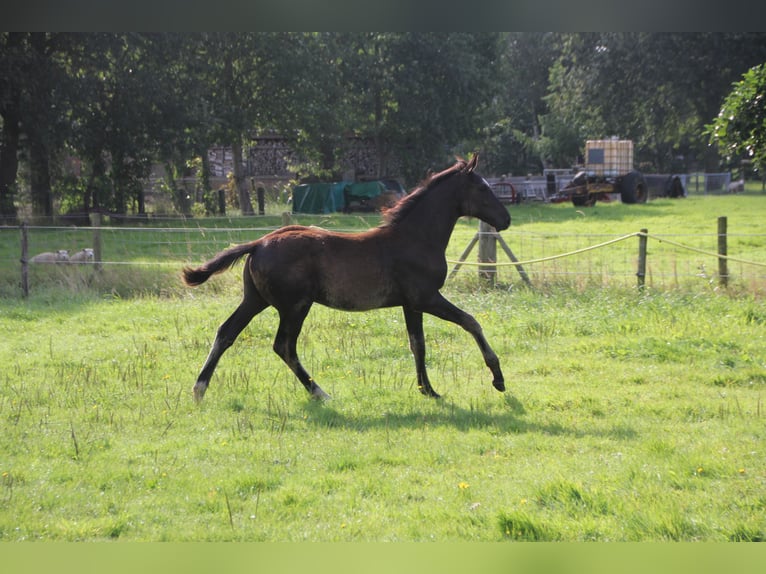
left=0, top=191, right=765, bottom=541
left=3, top=188, right=766, bottom=297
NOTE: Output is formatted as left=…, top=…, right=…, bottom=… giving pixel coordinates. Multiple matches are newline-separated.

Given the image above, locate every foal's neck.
left=395, top=186, right=461, bottom=250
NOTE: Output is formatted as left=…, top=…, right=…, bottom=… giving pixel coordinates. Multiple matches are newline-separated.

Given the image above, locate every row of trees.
left=2, top=32, right=766, bottom=222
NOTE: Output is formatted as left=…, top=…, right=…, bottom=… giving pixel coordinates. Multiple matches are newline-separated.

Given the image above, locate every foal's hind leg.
left=403, top=307, right=440, bottom=398
left=193, top=273, right=268, bottom=402
left=273, top=302, right=330, bottom=400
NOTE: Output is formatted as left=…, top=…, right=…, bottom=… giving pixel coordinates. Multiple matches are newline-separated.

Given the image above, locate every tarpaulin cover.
left=344, top=180, right=386, bottom=200
left=292, top=181, right=350, bottom=214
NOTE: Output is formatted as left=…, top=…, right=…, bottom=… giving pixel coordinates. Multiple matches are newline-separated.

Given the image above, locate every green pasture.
left=0, top=191, right=765, bottom=541
left=2, top=187, right=766, bottom=298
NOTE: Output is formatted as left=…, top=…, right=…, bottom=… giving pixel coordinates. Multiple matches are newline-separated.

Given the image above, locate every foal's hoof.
left=492, top=378, right=506, bottom=392
left=418, top=384, right=441, bottom=399
left=311, top=386, right=331, bottom=401
left=193, top=382, right=208, bottom=403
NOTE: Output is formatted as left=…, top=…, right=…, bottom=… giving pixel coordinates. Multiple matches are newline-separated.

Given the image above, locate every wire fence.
left=445, top=223, right=766, bottom=292
left=2, top=217, right=766, bottom=298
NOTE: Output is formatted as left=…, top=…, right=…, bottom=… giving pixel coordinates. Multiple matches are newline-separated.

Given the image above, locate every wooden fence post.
left=637, top=228, right=648, bottom=290
left=478, top=220, right=497, bottom=285
left=20, top=222, right=29, bottom=298
left=257, top=186, right=266, bottom=215
left=90, top=212, right=103, bottom=271
left=718, top=216, right=728, bottom=288
left=449, top=221, right=532, bottom=287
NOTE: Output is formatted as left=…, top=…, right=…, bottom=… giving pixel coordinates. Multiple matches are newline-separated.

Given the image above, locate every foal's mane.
left=380, top=159, right=469, bottom=227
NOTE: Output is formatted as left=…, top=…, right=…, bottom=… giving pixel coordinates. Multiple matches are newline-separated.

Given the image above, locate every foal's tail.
left=182, top=241, right=258, bottom=286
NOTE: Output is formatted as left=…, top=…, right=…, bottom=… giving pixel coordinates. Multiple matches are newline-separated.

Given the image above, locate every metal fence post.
left=637, top=228, right=648, bottom=290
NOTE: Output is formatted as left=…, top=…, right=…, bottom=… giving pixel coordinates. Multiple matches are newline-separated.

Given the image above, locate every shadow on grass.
left=299, top=393, right=637, bottom=439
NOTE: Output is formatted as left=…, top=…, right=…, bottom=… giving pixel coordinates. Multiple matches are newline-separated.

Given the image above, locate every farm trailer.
left=554, top=140, right=684, bottom=207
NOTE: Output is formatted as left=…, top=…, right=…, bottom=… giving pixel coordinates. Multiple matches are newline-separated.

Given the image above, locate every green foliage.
left=8, top=33, right=766, bottom=222
left=538, top=33, right=766, bottom=172
left=707, top=63, right=766, bottom=173
left=335, top=32, right=503, bottom=182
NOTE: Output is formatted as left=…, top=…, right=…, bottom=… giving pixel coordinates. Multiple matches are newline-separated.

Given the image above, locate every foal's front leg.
left=419, top=293, right=505, bottom=392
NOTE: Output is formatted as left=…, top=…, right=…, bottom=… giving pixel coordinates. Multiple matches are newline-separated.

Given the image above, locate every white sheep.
left=727, top=179, right=744, bottom=193
left=30, top=250, right=69, bottom=263
left=69, top=248, right=94, bottom=263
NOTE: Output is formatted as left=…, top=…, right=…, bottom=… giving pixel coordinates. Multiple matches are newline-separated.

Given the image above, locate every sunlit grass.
left=0, top=285, right=764, bottom=541
left=1, top=192, right=764, bottom=540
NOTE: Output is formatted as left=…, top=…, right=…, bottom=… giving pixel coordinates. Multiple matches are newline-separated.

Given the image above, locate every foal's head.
left=382, top=156, right=510, bottom=231
left=453, top=155, right=511, bottom=231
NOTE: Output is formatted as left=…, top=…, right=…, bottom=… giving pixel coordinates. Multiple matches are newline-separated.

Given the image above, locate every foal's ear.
left=466, top=154, right=479, bottom=173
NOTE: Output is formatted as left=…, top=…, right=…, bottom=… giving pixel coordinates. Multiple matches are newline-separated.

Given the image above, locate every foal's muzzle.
left=493, top=211, right=511, bottom=231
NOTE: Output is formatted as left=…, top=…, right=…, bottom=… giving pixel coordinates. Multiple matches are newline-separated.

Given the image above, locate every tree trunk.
left=136, top=184, right=146, bottom=215
left=26, top=33, right=55, bottom=218
left=0, top=100, right=20, bottom=224
left=29, top=137, right=53, bottom=217
left=111, top=154, right=128, bottom=215
left=200, top=149, right=212, bottom=198
left=86, top=155, right=107, bottom=212
left=232, top=137, right=253, bottom=215
left=0, top=33, right=21, bottom=223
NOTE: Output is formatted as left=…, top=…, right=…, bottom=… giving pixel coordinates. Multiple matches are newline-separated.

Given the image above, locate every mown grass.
left=0, top=284, right=764, bottom=541
left=1, top=191, right=765, bottom=541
